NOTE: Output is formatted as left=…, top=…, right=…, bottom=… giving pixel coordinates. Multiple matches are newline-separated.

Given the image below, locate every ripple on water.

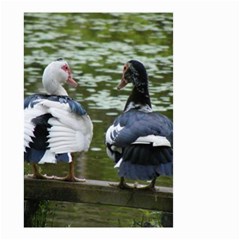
left=106, top=112, right=118, bottom=116
left=90, top=147, right=102, bottom=151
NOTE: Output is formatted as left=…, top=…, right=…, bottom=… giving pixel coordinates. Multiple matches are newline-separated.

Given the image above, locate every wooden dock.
left=24, top=176, right=173, bottom=227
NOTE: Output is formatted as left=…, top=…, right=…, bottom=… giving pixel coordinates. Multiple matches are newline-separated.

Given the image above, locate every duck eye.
left=61, top=64, right=69, bottom=72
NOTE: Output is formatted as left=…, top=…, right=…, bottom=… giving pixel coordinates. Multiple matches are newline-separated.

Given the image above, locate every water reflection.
left=24, top=12, right=173, bottom=227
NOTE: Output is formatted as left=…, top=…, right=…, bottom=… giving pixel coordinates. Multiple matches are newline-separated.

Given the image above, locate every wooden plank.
left=24, top=176, right=173, bottom=212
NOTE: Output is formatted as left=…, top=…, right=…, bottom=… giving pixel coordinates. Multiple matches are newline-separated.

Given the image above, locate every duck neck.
left=44, top=79, right=68, bottom=96
left=124, top=84, right=152, bottom=112
left=52, top=85, right=68, bottom=96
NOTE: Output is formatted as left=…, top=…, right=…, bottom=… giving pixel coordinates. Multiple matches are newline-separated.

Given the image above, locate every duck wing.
left=106, top=109, right=173, bottom=148
left=24, top=94, right=93, bottom=163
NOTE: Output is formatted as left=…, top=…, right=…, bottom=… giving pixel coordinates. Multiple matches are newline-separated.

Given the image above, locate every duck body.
left=24, top=58, right=93, bottom=181
left=106, top=109, right=173, bottom=180
left=24, top=94, right=92, bottom=164
left=106, top=60, right=173, bottom=189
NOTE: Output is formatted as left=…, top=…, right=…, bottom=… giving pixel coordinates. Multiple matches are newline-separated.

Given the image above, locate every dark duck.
left=24, top=58, right=93, bottom=181
left=105, top=60, right=173, bottom=190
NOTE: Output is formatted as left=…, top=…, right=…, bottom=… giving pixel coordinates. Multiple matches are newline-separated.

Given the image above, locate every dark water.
left=24, top=13, right=173, bottom=227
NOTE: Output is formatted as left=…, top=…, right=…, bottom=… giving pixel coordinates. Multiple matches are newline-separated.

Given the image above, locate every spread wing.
left=24, top=94, right=93, bottom=163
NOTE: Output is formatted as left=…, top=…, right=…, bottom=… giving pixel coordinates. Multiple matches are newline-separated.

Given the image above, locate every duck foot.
left=27, top=173, right=54, bottom=180
left=29, top=164, right=54, bottom=180
left=53, top=161, right=86, bottom=182
left=109, top=177, right=137, bottom=189
left=137, top=178, right=156, bottom=191
left=53, top=175, right=86, bottom=182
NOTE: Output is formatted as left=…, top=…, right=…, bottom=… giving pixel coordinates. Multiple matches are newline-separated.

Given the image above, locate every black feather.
left=123, top=144, right=172, bottom=166
left=30, top=113, right=52, bottom=150
left=106, top=60, right=173, bottom=181
left=24, top=94, right=86, bottom=116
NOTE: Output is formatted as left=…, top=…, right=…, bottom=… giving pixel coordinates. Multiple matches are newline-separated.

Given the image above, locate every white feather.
left=24, top=134, right=33, bottom=144
left=114, top=158, right=123, bottom=168
left=110, top=145, right=122, bottom=153
left=125, top=101, right=152, bottom=113
left=24, top=124, right=35, bottom=136
left=38, top=150, right=57, bottom=164
left=24, top=103, right=47, bottom=151
left=39, top=99, right=70, bottom=112
left=132, top=135, right=171, bottom=147
left=47, top=109, right=93, bottom=154
left=106, top=147, right=114, bottom=160
left=106, top=145, right=122, bottom=162
left=24, top=98, right=93, bottom=156
left=105, top=123, right=124, bottom=144
left=47, top=136, right=74, bottom=143
left=48, top=131, right=76, bottom=138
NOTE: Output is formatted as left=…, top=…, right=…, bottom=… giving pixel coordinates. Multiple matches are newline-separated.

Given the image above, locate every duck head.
left=117, top=60, right=148, bottom=91
left=42, top=58, right=78, bottom=95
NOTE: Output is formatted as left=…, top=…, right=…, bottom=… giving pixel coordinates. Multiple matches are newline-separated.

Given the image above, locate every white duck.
left=24, top=58, right=93, bottom=181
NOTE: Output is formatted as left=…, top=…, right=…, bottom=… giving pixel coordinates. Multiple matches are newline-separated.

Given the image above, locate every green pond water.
left=24, top=12, right=173, bottom=227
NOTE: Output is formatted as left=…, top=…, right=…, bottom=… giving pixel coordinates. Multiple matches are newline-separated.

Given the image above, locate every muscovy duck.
left=24, top=58, right=93, bottom=181
left=105, top=60, right=173, bottom=189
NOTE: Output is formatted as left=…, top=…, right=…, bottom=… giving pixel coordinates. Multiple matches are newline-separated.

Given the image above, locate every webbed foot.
left=53, top=175, right=86, bottom=182
left=137, top=178, right=156, bottom=191
left=27, top=173, right=54, bottom=180
left=109, top=177, right=137, bottom=189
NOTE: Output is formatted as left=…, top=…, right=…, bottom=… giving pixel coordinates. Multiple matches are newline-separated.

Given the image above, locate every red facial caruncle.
left=61, top=64, right=78, bottom=87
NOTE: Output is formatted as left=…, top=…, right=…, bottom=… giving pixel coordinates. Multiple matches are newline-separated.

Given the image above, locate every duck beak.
left=117, top=77, right=128, bottom=90
left=117, top=63, right=130, bottom=90
left=67, top=75, right=78, bottom=87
